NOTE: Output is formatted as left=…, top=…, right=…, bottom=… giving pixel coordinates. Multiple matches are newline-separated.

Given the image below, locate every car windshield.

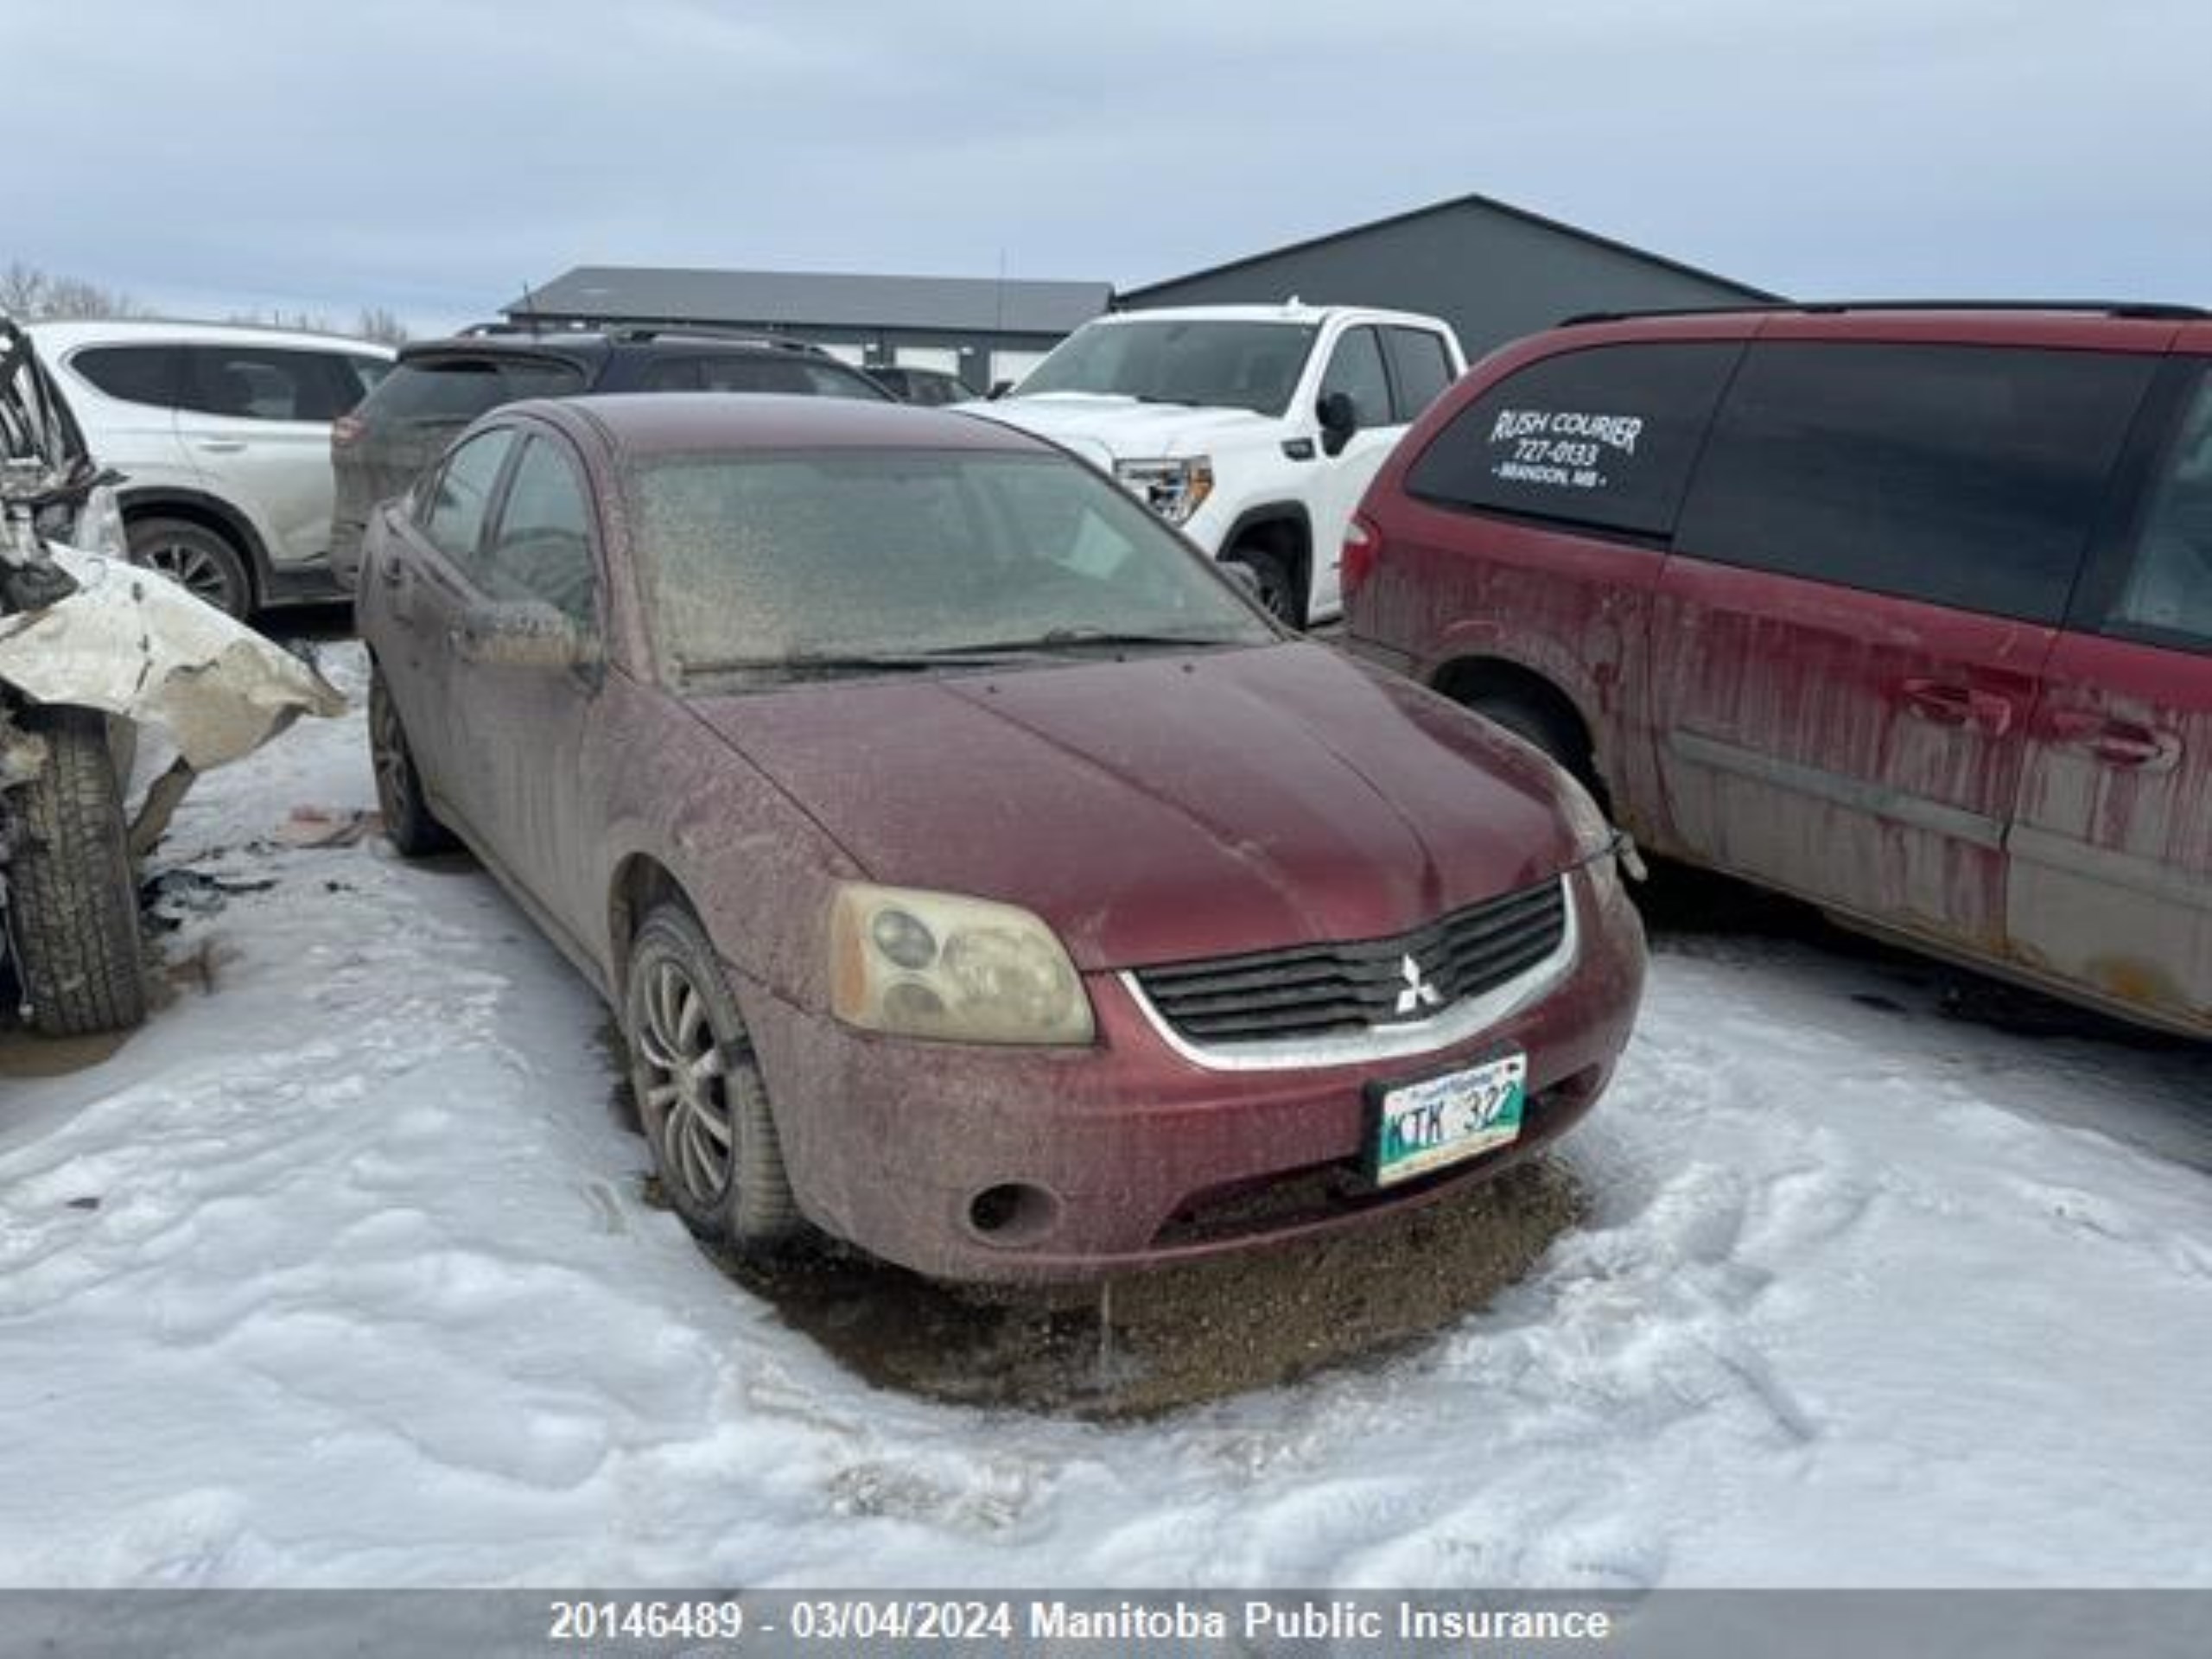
left=1012, top=319, right=1317, bottom=416
left=629, top=448, right=1276, bottom=681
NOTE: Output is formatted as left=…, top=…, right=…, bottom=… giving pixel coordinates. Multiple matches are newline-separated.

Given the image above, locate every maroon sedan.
left=356, top=394, right=1644, bottom=1282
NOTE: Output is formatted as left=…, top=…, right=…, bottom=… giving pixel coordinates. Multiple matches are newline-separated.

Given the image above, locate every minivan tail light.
left=330, top=413, right=365, bottom=450
left=1342, top=513, right=1382, bottom=599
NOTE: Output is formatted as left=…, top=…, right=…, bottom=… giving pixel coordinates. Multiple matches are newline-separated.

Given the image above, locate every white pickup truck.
left=966, top=302, right=1466, bottom=626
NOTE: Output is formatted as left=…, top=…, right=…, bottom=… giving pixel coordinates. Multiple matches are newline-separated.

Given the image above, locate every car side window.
left=481, top=436, right=599, bottom=626
left=1319, top=327, right=1393, bottom=429
left=638, top=358, right=706, bottom=391
left=421, top=429, right=518, bottom=569
left=179, top=346, right=360, bottom=423
left=2101, top=372, right=2212, bottom=652
left=69, top=345, right=183, bottom=407
left=1406, top=340, right=1744, bottom=538
left=795, top=359, right=892, bottom=400
left=1383, top=327, right=1454, bottom=421
left=1676, top=342, right=2156, bottom=625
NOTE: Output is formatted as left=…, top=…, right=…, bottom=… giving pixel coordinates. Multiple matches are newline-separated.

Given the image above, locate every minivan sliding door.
left=1649, top=339, right=2156, bottom=954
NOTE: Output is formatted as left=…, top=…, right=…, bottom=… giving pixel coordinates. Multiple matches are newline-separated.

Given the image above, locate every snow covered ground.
left=1, top=643, right=2207, bottom=1588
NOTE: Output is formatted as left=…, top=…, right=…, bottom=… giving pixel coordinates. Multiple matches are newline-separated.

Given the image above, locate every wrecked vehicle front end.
left=0, top=315, right=343, bottom=1037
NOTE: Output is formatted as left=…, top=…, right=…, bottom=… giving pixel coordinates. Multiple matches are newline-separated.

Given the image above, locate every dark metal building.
left=1118, top=191, right=1777, bottom=360
left=505, top=266, right=1111, bottom=394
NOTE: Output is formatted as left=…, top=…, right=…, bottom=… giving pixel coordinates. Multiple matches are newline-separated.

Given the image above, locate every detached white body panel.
left=0, top=547, right=344, bottom=771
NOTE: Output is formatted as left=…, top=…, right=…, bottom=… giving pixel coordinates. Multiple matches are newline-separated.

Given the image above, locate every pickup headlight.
left=830, top=884, right=1095, bottom=1046
left=1113, top=455, right=1214, bottom=526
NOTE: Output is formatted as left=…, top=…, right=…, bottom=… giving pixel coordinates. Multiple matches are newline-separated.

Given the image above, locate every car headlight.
left=830, top=884, right=1095, bottom=1045
left=1113, top=455, right=1214, bottom=525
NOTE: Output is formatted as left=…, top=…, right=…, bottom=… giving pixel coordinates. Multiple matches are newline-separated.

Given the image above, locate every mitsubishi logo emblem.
left=1395, top=953, right=1442, bottom=1017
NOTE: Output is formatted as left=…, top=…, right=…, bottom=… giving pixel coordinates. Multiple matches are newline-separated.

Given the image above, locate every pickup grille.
left=1132, top=879, right=1567, bottom=1046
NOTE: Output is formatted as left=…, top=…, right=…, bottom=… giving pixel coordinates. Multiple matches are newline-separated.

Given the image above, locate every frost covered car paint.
left=355, top=394, right=1643, bottom=1282
left=1347, top=302, right=2212, bottom=1039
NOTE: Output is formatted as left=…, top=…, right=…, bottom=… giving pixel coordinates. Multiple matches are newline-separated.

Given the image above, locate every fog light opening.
left=966, top=1181, right=1058, bottom=1245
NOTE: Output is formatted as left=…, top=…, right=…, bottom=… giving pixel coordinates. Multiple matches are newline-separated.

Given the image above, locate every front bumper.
left=741, top=861, right=1646, bottom=1283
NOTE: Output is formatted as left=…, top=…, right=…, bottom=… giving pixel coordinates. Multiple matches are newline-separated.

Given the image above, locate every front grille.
left=1133, top=879, right=1567, bottom=1046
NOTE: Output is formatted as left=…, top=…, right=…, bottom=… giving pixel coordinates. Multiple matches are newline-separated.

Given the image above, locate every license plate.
left=1369, top=1052, right=1528, bottom=1186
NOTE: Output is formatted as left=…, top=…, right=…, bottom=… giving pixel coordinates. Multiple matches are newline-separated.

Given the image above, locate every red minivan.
left=1347, top=302, right=2212, bottom=1039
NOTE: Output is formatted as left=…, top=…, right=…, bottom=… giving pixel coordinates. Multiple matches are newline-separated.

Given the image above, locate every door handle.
left=1899, top=678, right=2016, bottom=737
left=2046, top=710, right=2183, bottom=772
left=194, top=439, right=246, bottom=454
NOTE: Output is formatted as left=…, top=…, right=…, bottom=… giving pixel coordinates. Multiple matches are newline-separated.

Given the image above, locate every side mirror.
left=1316, top=391, right=1358, bottom=457
left=987, top=379, right=1014, bottom=401
left=454, top=599, right=599, bottom=672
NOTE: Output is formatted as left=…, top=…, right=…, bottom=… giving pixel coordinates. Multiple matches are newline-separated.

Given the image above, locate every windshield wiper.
left=929, top=627, right=1243, bottom=653
left=681, top=647, right=1039, bottom=679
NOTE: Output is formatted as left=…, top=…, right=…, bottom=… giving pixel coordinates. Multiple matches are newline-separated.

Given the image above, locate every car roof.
left=522, top=391, right=1054, bottom=457
left=1531, top=303, right=2196, bottom=356
left=26, top=317, right=395, bottom=356
left=393, top=329, right=856, bottom=373
left=1096, top=302, right=1443, bottom=328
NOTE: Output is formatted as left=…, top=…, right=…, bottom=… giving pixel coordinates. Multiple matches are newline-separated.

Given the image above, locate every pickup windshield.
left=1013, top=319, right=1318, bottom=416
left=631, top=448, right=1276, bottom=683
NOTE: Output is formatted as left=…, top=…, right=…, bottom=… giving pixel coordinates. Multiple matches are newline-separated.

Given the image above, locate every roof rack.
left=602, top=323, right=829, bottom=354
left=1559, top=299, right=2210, bottom=327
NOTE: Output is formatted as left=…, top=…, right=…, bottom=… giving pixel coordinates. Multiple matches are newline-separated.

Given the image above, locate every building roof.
left=508, top=265, right=1112, bottom=336
left=1120, top=188, right=1779, bottom=304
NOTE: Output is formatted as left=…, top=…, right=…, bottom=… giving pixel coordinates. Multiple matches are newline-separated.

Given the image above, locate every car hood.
left=963, top=394, right=1278, bottom=467
left=689, top=643, right=1582, bottom=969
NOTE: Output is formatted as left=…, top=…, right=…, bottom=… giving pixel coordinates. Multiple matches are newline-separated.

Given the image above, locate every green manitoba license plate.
left=1370, top=1051, right=1528, bottom=1185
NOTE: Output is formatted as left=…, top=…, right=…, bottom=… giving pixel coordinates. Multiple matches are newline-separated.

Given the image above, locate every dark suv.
left=329, top=327, right=889, bottom=587
left=1345, top=301, right=2212, bottom=1039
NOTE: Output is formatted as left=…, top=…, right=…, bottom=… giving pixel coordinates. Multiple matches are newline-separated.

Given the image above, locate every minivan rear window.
left=370, top=355, right=588, bottom=424
left=1406, top=341, right=1743, bottom=538
left=1676, top=342, right=2156, bottom=626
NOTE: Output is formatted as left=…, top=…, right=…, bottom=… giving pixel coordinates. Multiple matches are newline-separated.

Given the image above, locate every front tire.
left=367, top=667, right=454, bottom=856
left=1227, top=547, right=1303, bottom=629
left=126, top=517, right=254, bottom=619
left=6, top=706, right=147, bottom=1035
left=623, top=905, right=800, bottom=1249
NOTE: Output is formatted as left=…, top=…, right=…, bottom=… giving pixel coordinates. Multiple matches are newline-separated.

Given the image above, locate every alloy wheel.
left=137, top=537, right=241, bottom=613
left=634, top=957, right=738, bottom=1209
left=369, top=683, right=413, bottom=825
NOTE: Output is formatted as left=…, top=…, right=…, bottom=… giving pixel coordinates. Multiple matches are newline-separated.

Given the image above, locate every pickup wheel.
left=126, top=517, right=253, bottom=620
left=624, top=905, right=801, bottom=1250
left=1228, top=549, right=1301, bottom=629
left=6, top=705, right=148, bottom=1035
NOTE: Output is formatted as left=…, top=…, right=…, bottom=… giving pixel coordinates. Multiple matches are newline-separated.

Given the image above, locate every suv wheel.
left=127, top=518, right=252, bottom=619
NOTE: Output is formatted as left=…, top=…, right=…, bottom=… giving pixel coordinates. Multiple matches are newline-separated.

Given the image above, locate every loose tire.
left=6, top=705, right=147, bottom=1035
left=367, top=667, right=455, bottom=856
left=624, top=905, right=799, bottom=1249
left=1229, top=548, right=1302, bottom=629
left=127, top=517, right=253, bottom=619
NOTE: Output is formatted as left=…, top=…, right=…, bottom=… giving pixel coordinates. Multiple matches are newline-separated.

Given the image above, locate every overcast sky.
left=7, top=0, right=2205, bottom=335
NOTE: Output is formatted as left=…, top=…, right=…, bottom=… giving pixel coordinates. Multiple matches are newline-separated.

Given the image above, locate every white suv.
left=967, top=302, right=1465, bottom=625
left=31, top=320, right=394, bottom=617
